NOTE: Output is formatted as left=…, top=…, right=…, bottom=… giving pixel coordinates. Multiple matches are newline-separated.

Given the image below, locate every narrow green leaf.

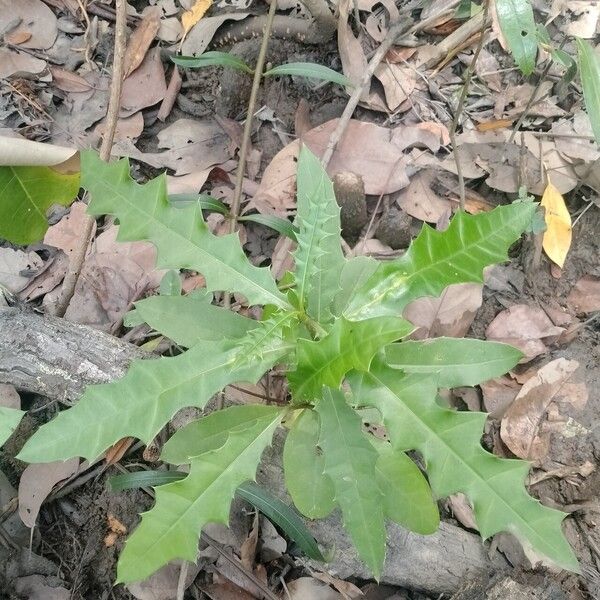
left=0, top=407, right=24, bottom=447
left=263, top=62, right=353, bottom=87
left=236, top=481, right=324, bottom=561
left=283, top=409, right=335, bottom=519
left=110, top=470, right=186, bottom=491
left=81, top=151, right=288, bottom=309
left=162, top=404, right=281, bottom=463
left=345, top=203, right=537, bottom=321
left=18, top=324, right=292, bottom=464
left=238, top=213, right=298, bottom=241
left=172, top=52, right=253, bottom=74
left=349, top=360, right=579, bottom=572
left=293, top=146, right=345, bottom=323
left=333, top=256, right=378, bottom=316
left=0, top=166, right=79, bottom=245
left=116, top=408, right=283, bottom=583
left=384, top=338, right=523, bottom=388
left=288, top=316, right=413, bottom=402
left=127, top=294, right=258, bottom=347
left=316, top=387, right=386, bottom=580
left=371, top=438, right=439, bottom=535
left=576, top=38, right=600, bottom=145
left=168, top=194, right=228, bottom=214
left=496, top=0, right=537, bottom=75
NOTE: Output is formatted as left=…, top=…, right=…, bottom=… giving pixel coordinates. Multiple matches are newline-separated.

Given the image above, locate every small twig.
left=449, top=0, right=489, bottom=211
left=177, top=561, right=189, bottom=600
left=225, top=0, right=278, bottom=308
left=53, top=0, right=128, bottom=318
left=321, top=1, right=460, bottom=169
left=509, top=37, right=568, bottom=144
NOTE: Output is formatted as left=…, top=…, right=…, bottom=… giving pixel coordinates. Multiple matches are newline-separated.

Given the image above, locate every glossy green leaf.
left=173, top=52, right=253, bottom=74
left=293, top=146, right=345, bottom=323
left=316, top=387, right=385, bottom=580
left=168, top=193, right=228, bottom=214
left=117, top=407, right=283, bottom=583
left=349, top=359, right=578, bottom=572
left=384, top=338, right=523, bottom=388
left=110, top=470, right=186, bottom=491
left=263, top=62, right=353, bottom=87
left=288, top=316, right=413, bottom=402
left=333, top=256, right=378, bottom=316
left=238, top=213, right=298, bottom=241
left=0, top=165, right=79, bottom=245
left=283, top=409, right=335, bottom=519
left=126, top=293, right=258, bottom=347
left=81, top=151, right=288, bottom=309
left=576, top=38, right=600, bottom=145
left=371, top=438, right=439, bottom=535
left=18, top=323, right=292, bottom=464
left=0, top=407, right=24, bottom=447
left=345, top=203, right=536, bottom=321
left=236, top=481, right=324, bottom=561
left=496, top=0, right=537, bottom=75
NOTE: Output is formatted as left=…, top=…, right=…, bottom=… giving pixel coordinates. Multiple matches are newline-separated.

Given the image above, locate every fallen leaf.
left=309, top=570, right=363, bottom=599
left=157, top=65, right=182, bottom=122
left=403, top=283, right=483, bottom=339
left=567, top=275, right=600, bottom=314
left=259, top=516, right=286, bottom=562
left=373, top=62, right=417, bottom=111
left=104, top=437, right=134, bottom=466
left=0, top=0, right=57, bottom=50
left=565, top=0, right=600, bottom=38
left=49, top=66, right=93, bottom=93
left=0, top=137, right=77, bottom=168
left=200, top=581, right=256, bottom=600
left=127, top=561, right=201, bottom=600
left=540, top=179, right=571, bottom=268
left=5, top=30, right=32, bottom=45
left=94, top=112, right=145, bottom=143
left=181, top=0, right=213, bottom=45
left=18, top=458, right=79, bottom=528
left=0, top=384, right=20, bottom=410
left=18, top=251, right=69, bottom=302
left=44, top=202, right=95, bottom=257
left=120, top=47, right=167, bottom=116
left=395, top=169, right=451, bottom=222
left=181, top=13, right=249, bottom=56
left=123, top=7, right=161, bottom=78
left=15, top=575, right=69, bottom=600
left=0, top=249, right=44, bottom=293
left=287, top=578, right=343, bottom=599
left=501, top=358, right=584, bottom=461
left=551, top=112, right=600, bottom=163
left=0, top=47, right=46, bottom=79
left=485, top=304, right=564, bottom=362
left=338, top=0, right=368, bottom=98
left=447, top=493, right=477, bottom=531
left=481, top=376, right=521, bottom=418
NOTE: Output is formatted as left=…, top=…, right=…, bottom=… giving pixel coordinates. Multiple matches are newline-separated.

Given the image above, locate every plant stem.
left=53, top=0, right=128, bottom=317
left=449, top=0, right=489, bottom=211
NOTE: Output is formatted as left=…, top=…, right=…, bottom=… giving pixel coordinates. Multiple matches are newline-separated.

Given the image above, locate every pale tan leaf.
left=49, top=66, right=93, bottom=93
left=123, top=7, right=161, bottom=78
left=567, top=275, right=600, bottom=314
left=181, top=0, right=213, bottom=44
left=540, top=179, right=572, bottom=268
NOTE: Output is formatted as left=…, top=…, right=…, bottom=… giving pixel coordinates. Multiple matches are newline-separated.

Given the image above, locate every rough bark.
left=0, top=306, right=506, bottom=594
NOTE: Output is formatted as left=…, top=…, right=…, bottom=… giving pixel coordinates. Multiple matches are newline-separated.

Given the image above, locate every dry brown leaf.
left=373, top=62, right=416, bottom=112
left=447, top=493, right=477, bottom=531
left=127, top=562, right=200, bottom=600
left=540, top=179, right=572, bottom=268
left=0, top=47, right=46, bottom=79
left=567, top=275, right=600, bottom=314
left=157, top=65, right=182, bottom=122
left=15, top=575, right=69, bottom=600
left=500, top=358, right=584, bottom=461
left=0, top=248, right=43, bottom=293
left=403, top=283, right=482, bottom=339
left=0, top=0, right=57, bottom=50
left=395, top=169, right=451, bottom=223
left=551, top=112, right=600, bottom=163
left=0, top=384, right=20, bottom=410
left=565, top=0, right=600, bottom=37
left=309, top=570, right=363, bottom=599
left=104, top=437, right=135, bottom=466
left=123, top=7, right=161, bottom=78
left=18, top=458, right=79, bottom=528
left=94, top=112, right=145, bottom=144
left=44, top=202, right=95, bottom=257
left=121, top=47, right=167, bottom=116
left=181, top=13, right=249, bottom=56
left=259, top=517, right=286, bottom=562
left=181, top=0, right=213, bottom=45
left=5, top=30, right=32, bottom=45
left=481, top=376, right=521, bottom=419
left=49, top=66, right=92, bottom=93
left=200, top=581, right=256, bottom=600
left=338, top=0, right=368, bottom=98
left=18, top=251, right=69, bottom=302
left=287, top=578, right=343, bottom=600
left=486, top=304, right=564, bottom=362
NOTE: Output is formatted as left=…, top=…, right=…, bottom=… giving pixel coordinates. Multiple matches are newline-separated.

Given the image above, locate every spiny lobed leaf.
left=117, top=406, right=284, bottom=583
left=0, top=407, right=24, bottom=447
left=293, top=146, right=345, bottom=323
left=385, top=338, right=523, bottom=388
left=349, top=359, right=578, bottom=572
left=19, top=321, right=293, bottom=464
left=344, top=202, right=536, bottom=321
left=316, top=387, right=386, bottom=580
left=283, top=409, right=335, bottom=519
left=80, top=151, right=288, bottom=309
left=288, top=316, right=413, bottom=402
left=127, top=292, right=258, bottom=347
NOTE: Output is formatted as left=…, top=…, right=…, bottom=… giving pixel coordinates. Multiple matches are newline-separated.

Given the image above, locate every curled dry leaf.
left=123, top=7, right=161, bottom=79
left=49, top=67, right=93, bottom=93
left=481, top=376, right=521, bottom=419
left=403, top=283, right=483, bottom=339
left=500, top=358, right=586, bottom=461
left=540, top=179, right=572, bottom=268
left=181, top=13, right=250, bottom=56
left=567, top=275, right=600, bottom=314
left=486, top=304, right=564, bottom=362
left=18, top=458, right=79, bottom=528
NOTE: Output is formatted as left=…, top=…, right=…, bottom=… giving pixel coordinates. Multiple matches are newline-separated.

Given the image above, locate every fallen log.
left=0, top=306, right=506, bottom=594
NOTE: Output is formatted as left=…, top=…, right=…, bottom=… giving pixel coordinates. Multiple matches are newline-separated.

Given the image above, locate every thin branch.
left=53, top=0, right=128, bottom=317
left=449, top=0, right=489, bottom=211
left=321, top=0, right=460, bottom=169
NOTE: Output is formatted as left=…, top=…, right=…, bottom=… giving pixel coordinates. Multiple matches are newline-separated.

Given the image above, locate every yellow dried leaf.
left=181, top=0, right=212, bottom=42
left=540, top=179, right=571, bottom=268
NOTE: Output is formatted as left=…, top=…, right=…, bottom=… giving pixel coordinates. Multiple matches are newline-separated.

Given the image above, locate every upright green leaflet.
left=576, top=39, right=600, bottom=145
left=495, top=0, right=537, bottom=75
left=0, top=407, right=24, bottom=447
left=293, top=146, right=345, bottom=323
